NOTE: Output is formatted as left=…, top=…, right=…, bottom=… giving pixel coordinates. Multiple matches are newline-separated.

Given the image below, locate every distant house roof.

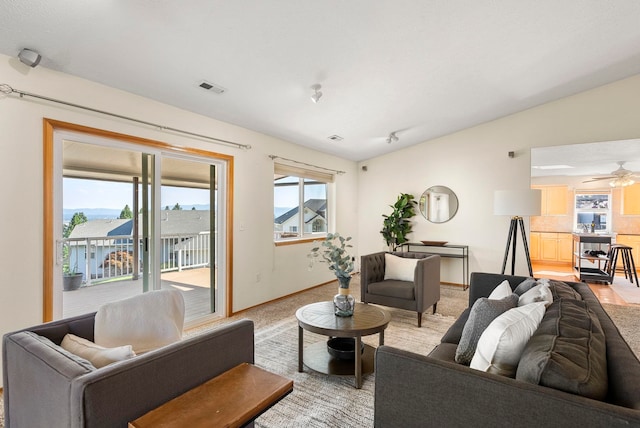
left=274, top=199, right=326, bottom=225
left=69, top=219, right=131, bottom=238
left=68, top=210, right=211, bottom=239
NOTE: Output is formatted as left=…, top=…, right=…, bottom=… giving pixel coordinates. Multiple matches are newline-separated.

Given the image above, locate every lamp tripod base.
left=500, top=216, right=534, bottom=277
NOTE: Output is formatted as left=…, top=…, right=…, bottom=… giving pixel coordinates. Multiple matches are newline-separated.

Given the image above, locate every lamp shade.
left=494, top=189, right=542, bottom=216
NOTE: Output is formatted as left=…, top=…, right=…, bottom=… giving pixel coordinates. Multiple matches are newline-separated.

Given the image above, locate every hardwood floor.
left=532, top=261, right=631, bottom=306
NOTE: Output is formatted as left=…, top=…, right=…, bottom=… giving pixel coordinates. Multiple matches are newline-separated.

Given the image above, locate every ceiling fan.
left=582, top=161, right=638, bottom=187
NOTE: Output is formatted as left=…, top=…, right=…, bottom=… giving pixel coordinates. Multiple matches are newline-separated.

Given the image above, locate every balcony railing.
left=63, top=232, right=212, bottom=286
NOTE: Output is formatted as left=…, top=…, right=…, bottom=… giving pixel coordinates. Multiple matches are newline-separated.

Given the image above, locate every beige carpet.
left=1, top=277, right=639, bottom=427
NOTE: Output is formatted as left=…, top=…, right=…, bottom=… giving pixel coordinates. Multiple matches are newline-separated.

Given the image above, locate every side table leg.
left=355, top=336, right=362, bottom=389
left=298, top=326, right=304, bottom=372
left=379, top=330, right=385, bottom=346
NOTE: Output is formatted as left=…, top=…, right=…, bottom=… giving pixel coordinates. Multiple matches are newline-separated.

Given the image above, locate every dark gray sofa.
left=375, top=272, right=640, bottom=427
left=3, top=315, right=254, bottom=428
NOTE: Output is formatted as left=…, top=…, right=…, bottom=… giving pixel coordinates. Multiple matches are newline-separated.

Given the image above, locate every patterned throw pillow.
left=455, top=294, right=519, bottom=365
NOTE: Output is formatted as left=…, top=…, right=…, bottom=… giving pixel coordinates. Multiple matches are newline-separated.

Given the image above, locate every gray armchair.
left=360, top=251, right=441, bottom=327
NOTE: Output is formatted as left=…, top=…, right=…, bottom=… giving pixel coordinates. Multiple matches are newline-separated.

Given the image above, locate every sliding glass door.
left=51, top=127, right=227, bottom=325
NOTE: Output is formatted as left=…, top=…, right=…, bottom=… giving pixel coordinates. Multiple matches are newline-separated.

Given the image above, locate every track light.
left=18, top=48, right=42, bottom=68
left=386, top=132, right=399, bottom=144
left=311, top=84, right=322, bottom=103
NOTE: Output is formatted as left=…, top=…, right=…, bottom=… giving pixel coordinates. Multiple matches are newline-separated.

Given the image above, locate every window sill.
left=274, top=236, right=326, bottom=247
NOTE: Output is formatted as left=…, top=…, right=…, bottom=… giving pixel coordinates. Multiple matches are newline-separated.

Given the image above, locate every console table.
left=400, top=243, right=469, bottom=289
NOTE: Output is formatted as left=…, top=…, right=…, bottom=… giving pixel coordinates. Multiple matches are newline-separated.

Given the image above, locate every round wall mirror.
left=419, top=186, right=459, bottom=223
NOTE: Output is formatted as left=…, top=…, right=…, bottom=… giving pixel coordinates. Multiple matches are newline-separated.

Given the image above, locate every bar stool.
left=606, top=244, right=639, bottom=287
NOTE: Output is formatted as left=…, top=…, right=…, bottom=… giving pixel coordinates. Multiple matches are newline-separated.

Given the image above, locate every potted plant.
left=381, top=193, right=417, bottom=251
left=308, top=233, right=355, bottom=316
left=63, top=263, right=83, bottom=291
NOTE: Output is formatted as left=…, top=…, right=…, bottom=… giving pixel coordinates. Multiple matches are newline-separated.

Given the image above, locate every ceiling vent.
left=328, top=135, right=343, bottom=141
left=198, top=80, right=226, bottom=94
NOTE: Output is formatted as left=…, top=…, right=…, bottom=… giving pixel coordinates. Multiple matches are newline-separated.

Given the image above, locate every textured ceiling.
left=2, top=1, right=640, bottom=162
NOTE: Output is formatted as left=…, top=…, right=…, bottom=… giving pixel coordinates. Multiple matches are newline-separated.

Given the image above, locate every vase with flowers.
left=308, top=232, right=355, bottom=316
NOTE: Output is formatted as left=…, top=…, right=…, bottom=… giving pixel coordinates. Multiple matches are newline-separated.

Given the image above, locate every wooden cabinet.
left=540, top=233, right=558, bottom=261
left=529, top=232, right=540, bottom=260
left=622, top=184, right=640, bottom=215
left=531, top=232, right=572, bottom=263
left=616, top=235, right=640, bottom=268
left=533, top=185, right=569, bottom=216
left=557, top=233, right=573, bottom=262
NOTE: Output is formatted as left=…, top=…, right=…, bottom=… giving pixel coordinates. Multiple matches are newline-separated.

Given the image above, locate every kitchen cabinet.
left=532, top=185, right=569, bottom=216
left=622, top=184, right=640, bottom=215
left=529, top=232, right=540, bottom=260
left=530, top=232, right=572, bottom=263
left=558, top=233, right=573, bottom=262
left=616, top=235, right=640, bottom=269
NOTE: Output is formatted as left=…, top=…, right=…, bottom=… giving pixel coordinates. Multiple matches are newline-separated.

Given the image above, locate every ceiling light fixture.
left=18, top=48, right=41, bottom=68
left=386, top=132, right=399, bottom=144
left=610, top=176, right=635, bottom=187
left=311, top=84, right=322, bottom=103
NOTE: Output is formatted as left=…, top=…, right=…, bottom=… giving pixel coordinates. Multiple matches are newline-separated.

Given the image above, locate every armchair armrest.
left=360, top=252, right=386, bottom=300
left=414, top=255, right=441, bottom=311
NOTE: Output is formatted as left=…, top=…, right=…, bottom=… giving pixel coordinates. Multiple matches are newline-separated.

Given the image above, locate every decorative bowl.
left=421, top=240, right=448, bottom=246
left=327, top=337, right=365, bottom=360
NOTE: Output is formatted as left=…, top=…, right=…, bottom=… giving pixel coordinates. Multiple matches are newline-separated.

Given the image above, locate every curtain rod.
left=269, top=155, right=345, bottom=175
left=0, top=83, right=251, bottom=150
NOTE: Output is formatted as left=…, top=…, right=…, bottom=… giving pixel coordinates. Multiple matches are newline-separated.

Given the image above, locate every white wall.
left=358, top=74, right=640, bottom=283
left=0, top=53, right=359, bottom=384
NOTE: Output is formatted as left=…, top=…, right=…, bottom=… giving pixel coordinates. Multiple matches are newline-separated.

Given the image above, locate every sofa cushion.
left=383, top=253, right=418, bottom=282
left=455, top=294, right=519, bottom=365
left=95, top=289, right=185, bottom=354
left=488, top=280, right=512, bottom=299
left=61, top=333, right=136, bottom=368
left=513, top=278, right=537, bottom=296
left=547, top=279, right=582, bottom=300
left=516, top=298, right=608, bottom=400
left=470, top=302, right=546, bottom=377
left=518, top=283, right=553, bottom=307
left=368, top=280, right=415, bottom=300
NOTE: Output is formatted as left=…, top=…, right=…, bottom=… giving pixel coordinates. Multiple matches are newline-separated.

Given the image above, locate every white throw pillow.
left=518, top=283, right=553, bottom=307
left=470, top=302, right=546, bottom=377
left=488, top=280, right=512, bottom=300
left=61, top=333, right=135, bottom=368
left=383, top=254, right=418, bottom=282
left=94, top=289, right=185, bottom=354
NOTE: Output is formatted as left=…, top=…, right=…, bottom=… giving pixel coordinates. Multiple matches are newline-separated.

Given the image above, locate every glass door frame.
left=43, top=119, right=233, bottom=323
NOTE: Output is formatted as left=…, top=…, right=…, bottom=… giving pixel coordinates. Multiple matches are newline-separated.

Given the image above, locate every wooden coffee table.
left=296, top=301, right=391, bottom=388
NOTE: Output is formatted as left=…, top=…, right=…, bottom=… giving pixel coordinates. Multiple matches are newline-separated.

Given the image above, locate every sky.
left=63, top=178, right=211, bottom=209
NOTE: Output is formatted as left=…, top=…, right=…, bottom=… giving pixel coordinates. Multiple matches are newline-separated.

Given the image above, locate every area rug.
left=610, top=277, right=640, bottom=304
left=252, top=308, right=454, bottom=427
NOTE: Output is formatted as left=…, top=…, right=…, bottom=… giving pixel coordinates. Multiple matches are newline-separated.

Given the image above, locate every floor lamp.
left=494, top=189, right=542, bottom=276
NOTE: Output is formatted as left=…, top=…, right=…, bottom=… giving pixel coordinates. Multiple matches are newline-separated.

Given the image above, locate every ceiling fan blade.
left=582, top=176, right=615, bottom=183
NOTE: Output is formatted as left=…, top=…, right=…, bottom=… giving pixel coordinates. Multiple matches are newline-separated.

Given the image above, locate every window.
left=274, top=163, right=332, bottom=241
left=574, top=192, right=611, bottom=232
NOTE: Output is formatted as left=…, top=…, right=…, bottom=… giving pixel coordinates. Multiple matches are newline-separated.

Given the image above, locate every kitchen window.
left=574, top=192, right=611, bottom=233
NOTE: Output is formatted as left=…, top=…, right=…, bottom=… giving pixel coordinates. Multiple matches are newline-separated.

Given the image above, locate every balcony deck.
left=62, top=268, right=217, bottom=325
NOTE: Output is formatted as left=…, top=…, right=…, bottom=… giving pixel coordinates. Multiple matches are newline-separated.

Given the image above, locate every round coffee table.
left=295, top=301, right=391, bottom=388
